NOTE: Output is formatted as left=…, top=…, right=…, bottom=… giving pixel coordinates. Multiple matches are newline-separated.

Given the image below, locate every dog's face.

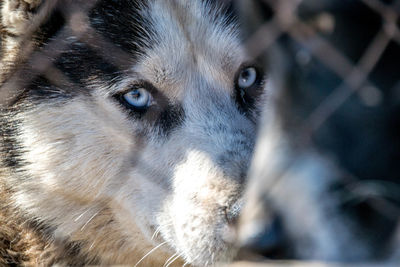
left=0, top=0, right=265, bottom=265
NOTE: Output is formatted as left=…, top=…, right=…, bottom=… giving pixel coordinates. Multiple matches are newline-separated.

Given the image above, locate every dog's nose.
left=238, top=215, right=288, bottom=259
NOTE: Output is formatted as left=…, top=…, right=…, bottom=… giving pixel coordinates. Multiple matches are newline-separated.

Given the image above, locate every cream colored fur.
left=1, top=0, right=263, bottom=266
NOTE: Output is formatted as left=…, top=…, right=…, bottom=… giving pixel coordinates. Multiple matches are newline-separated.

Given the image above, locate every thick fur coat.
left=0, top=0, right=265, bottom=265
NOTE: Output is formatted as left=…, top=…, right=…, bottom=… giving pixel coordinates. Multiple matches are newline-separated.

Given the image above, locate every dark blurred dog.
left=236, top=0, right=400, bottom=262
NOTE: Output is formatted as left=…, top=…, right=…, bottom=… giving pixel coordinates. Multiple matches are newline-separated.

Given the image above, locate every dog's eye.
left=123, top=88, right=152, bottom=109
left=238, top=67, right=257, bottom=89
left=235, top=65, right=264, bottom=115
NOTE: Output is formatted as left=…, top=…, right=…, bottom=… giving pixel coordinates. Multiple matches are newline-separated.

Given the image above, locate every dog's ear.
left=1, top=0, right=42, bottom=37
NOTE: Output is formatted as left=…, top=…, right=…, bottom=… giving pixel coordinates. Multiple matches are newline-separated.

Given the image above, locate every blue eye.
left=238, top=67, right=257, bottom=89
left=123, top=88, right=152, bottom=109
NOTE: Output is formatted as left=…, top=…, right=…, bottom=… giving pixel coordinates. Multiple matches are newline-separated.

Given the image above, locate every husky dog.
left=0, top=0, right=266, bottom=265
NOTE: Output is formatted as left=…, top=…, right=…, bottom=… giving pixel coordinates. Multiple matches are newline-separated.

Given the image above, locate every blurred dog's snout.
left=238, top=215, right=289, bottom=259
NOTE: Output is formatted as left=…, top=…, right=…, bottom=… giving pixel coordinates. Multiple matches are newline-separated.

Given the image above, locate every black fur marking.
left=0, top=115, right=24, bottom=169
left=54, top=43, right=121, bottom=86
left=27, top=75, right=75, bottom=101
left=0, top=76, right=72, bottom=172
left=155, top=103, right=185, bottom=137
left=2, top=0, right=154, bottom=105
left=7, top=75, right=74, bottom=108
left=33, top=8, right=66, bottom=48
left=89, top=0, right=154, bottom=56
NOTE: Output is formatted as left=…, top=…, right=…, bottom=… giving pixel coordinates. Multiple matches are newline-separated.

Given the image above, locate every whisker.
left=151, top=223, right=173, bottom=240
left=134, top=241, right=168, bottom=267
left=74, top=209, right=89, bottom=222
left=163, top=252, right=178, bottom=267
left=151, top=226, right=162, bottom=240
left=165, top=252, right=184, bottom=267
left=89, top=241, right=95, bottom=251
left=80, top=210, right=100, bottom=231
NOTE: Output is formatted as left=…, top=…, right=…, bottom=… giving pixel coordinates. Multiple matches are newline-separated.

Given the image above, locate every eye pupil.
left=131, top=90, right=140, bottom=98
left=241, top=70, right=251, bottom=80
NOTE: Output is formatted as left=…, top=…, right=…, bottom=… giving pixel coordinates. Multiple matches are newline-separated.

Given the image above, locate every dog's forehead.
left=134, top=0, right=245, bottom=98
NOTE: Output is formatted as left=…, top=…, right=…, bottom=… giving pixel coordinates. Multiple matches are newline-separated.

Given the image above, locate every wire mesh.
left=235, top=0, right=400, bottom=262
left=0, top=0, right=399, bottom=264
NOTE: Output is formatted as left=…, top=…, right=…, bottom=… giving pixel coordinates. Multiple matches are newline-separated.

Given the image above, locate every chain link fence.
left=1, top=0, right=399, bottom=265
left=235, top=0, right=400, bottom=263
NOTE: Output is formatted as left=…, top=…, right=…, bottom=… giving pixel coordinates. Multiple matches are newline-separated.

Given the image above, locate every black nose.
left=239, top=216, right=289, bottom=259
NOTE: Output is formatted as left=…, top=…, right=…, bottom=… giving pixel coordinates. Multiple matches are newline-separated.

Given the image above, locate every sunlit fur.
left=0, top=0, right=264, bottom=265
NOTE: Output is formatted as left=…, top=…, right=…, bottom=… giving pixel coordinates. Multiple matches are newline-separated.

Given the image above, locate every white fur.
left=3, top=0, right=263, bottom=266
